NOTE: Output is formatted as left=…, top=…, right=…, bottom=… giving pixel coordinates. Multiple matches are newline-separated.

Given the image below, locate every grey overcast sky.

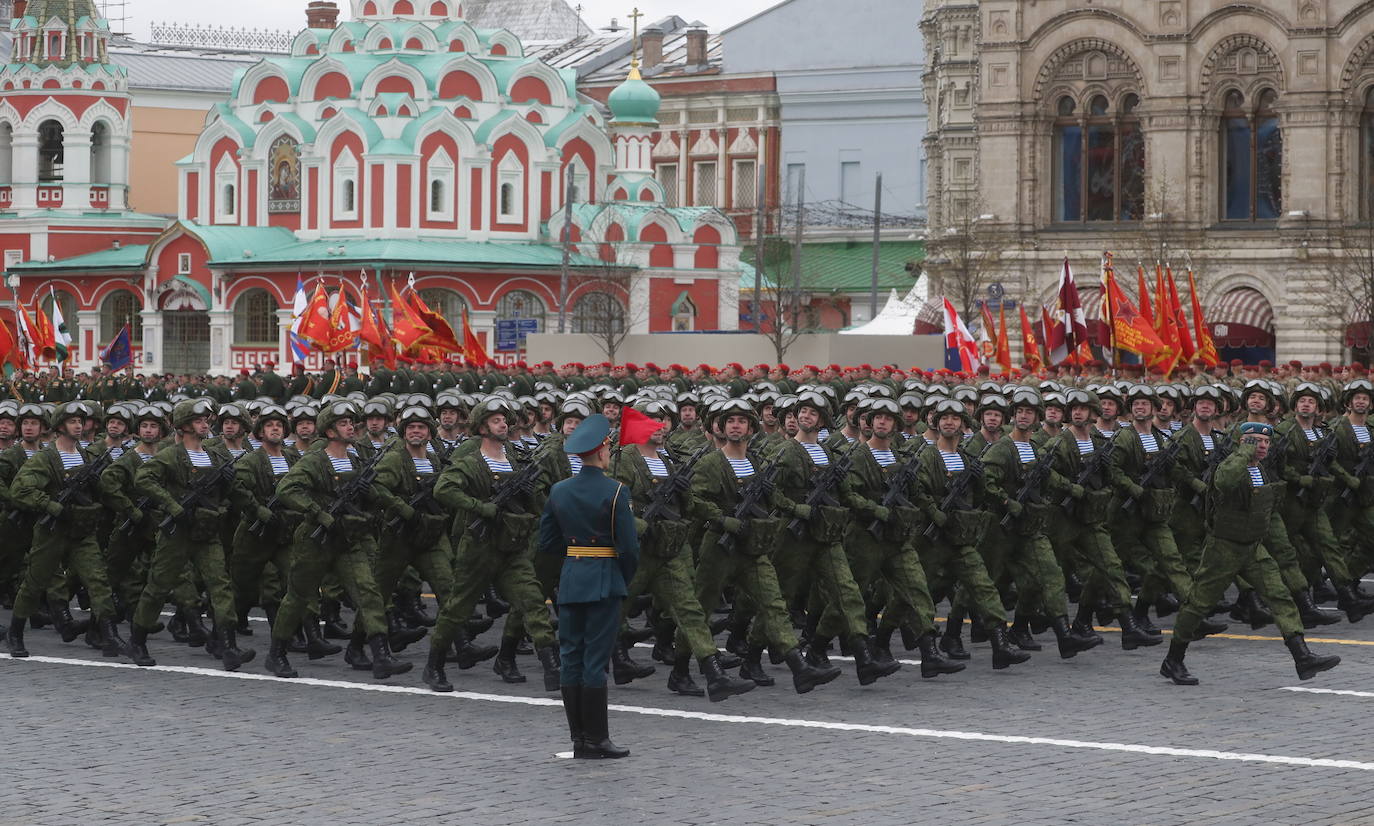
left=120, top=0, right=780, bottom=40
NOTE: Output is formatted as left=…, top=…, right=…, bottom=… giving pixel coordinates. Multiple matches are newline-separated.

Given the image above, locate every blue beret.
left=564, top=413, right=611, bottom=455
left=1239, top=421, right=1273, bottom=437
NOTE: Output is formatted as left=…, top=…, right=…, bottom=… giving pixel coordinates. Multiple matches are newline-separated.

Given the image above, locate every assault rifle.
left=383, top=440, right=462, bottom=532
left=641, top=442, right=712, bottom=529
left=1000, top=445, right=1055, bottom=528
left=923, top=454, right=984, bottom=539
left=1342, top=437, right=1374, bottom=502
left=866, top=441, right=928, bottom=538
left=309, top=442, right=394, bottom=541
left=789, top=439, right=862, bottom=537
left=160, top=449, right=248, bottom=536
left=115, top=495, right=152, bottom=534
left=1191, top=431, right=1233, bottom=509
left=1060, top=437, right=1114, bottom=507
left=38, top=448, right=117, bottom=531
left=718, top=451, right=784, bottom=552
left=466, top=454, right=544, bottom=541
left=1298, top=427, right=1340, bottom=503
left=1120, top=431, right=1185, bottom=512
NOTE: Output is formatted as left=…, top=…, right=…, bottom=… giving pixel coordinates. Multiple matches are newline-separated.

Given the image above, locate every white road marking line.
left=2, top=653, right=1369, bottom=771
left=1282, top=687, right=1374, bottom=699
left=630, top=642, right=923, bottom=667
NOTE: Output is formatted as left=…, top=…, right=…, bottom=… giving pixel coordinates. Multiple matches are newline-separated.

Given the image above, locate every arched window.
left=1221, top=88, right=1282, bottom=221
left=570, top=292, right=626, bottom=335
left=495, top=289, right=546, bottom=332
left=38, top=119, right=64, bottom=182
left=233, top=288, right=280, bottom=345
left=430, top=179, right=445, bottom=213
left=0, top=123, right=13, bottom=184
left=672, top=293, right=697, bottom=331
left=419, top=288, right=468, bottom=332
left=1052, top=92, right=1145, bottom=222
left=100, top=289, right=143, bottom=344
left=1364, top=88, right=1374, bottom=220
left=90, top=121, right=111, bottom=184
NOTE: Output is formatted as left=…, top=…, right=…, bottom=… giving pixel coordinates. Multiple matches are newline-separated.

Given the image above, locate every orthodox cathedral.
left=0, top=0, right=743, bottom=374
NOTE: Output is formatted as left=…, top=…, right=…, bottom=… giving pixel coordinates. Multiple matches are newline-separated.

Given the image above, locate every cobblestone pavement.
left=4, top=598, right=1374, bottom=825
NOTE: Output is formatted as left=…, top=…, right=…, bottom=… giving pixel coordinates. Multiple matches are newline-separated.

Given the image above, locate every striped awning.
left=1210, top=288, right=1275, bottom=348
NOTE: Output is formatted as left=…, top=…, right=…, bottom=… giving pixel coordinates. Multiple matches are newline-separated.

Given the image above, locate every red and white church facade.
left=3, top=0, right=743, bottom=374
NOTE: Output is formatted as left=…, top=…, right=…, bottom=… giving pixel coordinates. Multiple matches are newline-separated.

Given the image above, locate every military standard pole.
left=870, top=172, right=882, bottom=319
left=790, top=166, right=805, bottom=330
left=558, top=175, right=577, bottom=334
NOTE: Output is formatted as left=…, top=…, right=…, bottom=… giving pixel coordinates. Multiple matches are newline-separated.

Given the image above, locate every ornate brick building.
left=921, top=0, right=1374, bottom=363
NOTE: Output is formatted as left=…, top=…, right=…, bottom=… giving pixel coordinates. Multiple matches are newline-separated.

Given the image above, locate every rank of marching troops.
left=9, top=357, right=1374, bottom=695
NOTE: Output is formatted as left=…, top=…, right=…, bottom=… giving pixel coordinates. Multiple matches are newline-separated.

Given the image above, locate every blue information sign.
left=495, top=318, right=540, bottom=352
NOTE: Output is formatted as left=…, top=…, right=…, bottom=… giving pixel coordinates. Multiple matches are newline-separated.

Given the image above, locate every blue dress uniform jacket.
left=537, top=465, right=640, bottom=603
left=537, top=464, right=640, bottom=688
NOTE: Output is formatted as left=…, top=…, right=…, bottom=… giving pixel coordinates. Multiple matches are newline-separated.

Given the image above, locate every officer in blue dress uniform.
left=537, top=413, right=640, bottom=759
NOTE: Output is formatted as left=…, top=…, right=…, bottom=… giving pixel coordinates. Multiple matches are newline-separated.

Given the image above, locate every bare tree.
left=924, top=197, right=1001, bottom=321
left=747, top=234, right=811, bottom=362
left=1316, top=221, right=1374, bottom=356
left=566, top=248, right=645, bottom=364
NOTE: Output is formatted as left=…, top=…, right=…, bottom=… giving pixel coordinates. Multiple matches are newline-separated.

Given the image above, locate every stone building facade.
left=921, top=0, right=1374, bottom=364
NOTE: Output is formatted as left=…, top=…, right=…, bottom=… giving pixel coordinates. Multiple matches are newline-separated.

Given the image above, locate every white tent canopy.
left=841, top=287, right=926, bottom=335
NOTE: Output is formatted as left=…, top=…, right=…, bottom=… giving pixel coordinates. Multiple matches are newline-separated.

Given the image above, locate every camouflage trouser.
left=1174, top=536, right=1302, bottom=642
left=229, top=520, right=291, bottom=616
left=432, top=536, right=555, bottom=652
left=132, top=531, right=236, bottom=634
left=1000, top=532, right=1070, bottom=620
left=373, top=533, right=455, bottom=617
left=823, top=531, right=936, bottom=638
left=1284, top=502, right=1354, bottom=587
left=1112, top=516, right=1192, bottom=602
left=13, top=525, right=117, bottom=622
left=1051, top=518, right=1132, bottom=613
left=920, top=539, right=1007, bottom=632
left=272, top=532, right=388, bottom=643
left=762, top=532, right=869, bottom=646
left=621, top=548, right=716, bottom=659
left=693, top=529, right=797, bottom=655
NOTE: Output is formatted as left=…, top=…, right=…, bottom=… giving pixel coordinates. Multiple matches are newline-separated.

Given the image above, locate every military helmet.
left=1008, top=387, right=1044, bottom=414
left=638, top=399, right=677, bottom=425
left=290, top=403, right=319, bottom=424
left=898, top=392, right=923, bottom=411
left=470, top=397, right=520, bottom=431
left=1290, top=381, right=1324, bottom=408
left=396, top=404, right=436, bottom=435
left=951, top=385, right=980, bottom=406
left=1342, top=378, right=1374, bottom=408
left=1124, top=383, right=1158, bottom=406
left=1062, top=388, right=1100, bottom=415
left=975, top=393, right=1009, bottom=418
left=1042, top=391, right=1067, bottom=412
left=103, top=403, right=135, bottom=426
left=172, top=398, right=217, bottom=429
left=794, top=390, right=833, bottom=427
left=435, top=392, right=467, bottom=413
left=1191, top=384, right=1226, bottom=405
left=862, top=397, right=902, bottom=426
left=709, top=397, right=760, bottom=431
left=555, top=399, right=594, bottom=428
left=360, top=398, right=394, bottom=420
left=252, top=404, right=289, bottom=437
left=133, top=404, right=169, bottom=435
left=930, top=398, right=974, bottom=429
left=217, top=402, right=251, bottom=428
left=316, top=400, right=360, bottom=436
left=0, top=400, right=17, bottom=421
left=51, top=400, right=96, bottom=430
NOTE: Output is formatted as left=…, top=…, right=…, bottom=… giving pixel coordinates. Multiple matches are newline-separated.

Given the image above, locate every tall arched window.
left=419, top=288, right=469, bottom=332
left=570, top=292, right=625, bottom=335
left=495, top=289, right=546, bottom=332
left=38, top=119, right=64, bottom=182
left=100, top=289, right=143, bottom=344
left=90, top=121, right=111, bottom=184
left=1221, top=88, right=1282, bottom=221
left=1362, top=88, right=1374, bottom=219
left=1052, top=92, right=1145, bottom=222
left=233, top=288, right=280, bottom=345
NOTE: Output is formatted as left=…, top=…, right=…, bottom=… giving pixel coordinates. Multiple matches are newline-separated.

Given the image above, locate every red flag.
left=1166, top=266, right=1195, bottom=363
left=387, top=282, right=432, bottom=351
left=619, top=405, right=668, bottom=446
left=995, top=303, right=1012, bottom=372
left=32, top=301, right=55, bottom=360
left=1019, top=304, right=1042, bottom=372
left=0, top=313, right=15, bottom=369
left=1106, top=274, right=1170, bottom=366
left=1049, top=258, right=1089, bottom=365
left=461, top=305, right=494, bottom=367
left=1154, top=264, right=1180, bottom=376
left=1041, top=304, right=1061, bottom=365
left=1188, top=269, right=1221, bottom=367
left=407, top=289, right=462, bottom=352
left=359, top=286, right=385, bottom=352
left=324, top=288, right=358, bottom=353
left=979, top=303, right=997, bottom=365
left=1136, top=265, right=1154, bottom=329
left=296, top=283, right=333, bottom=347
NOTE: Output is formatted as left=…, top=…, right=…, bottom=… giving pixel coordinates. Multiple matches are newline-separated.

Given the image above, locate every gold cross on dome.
left=629, top=7, right=644, bottom=71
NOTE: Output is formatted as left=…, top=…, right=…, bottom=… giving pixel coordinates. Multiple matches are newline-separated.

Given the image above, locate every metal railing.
left=149, top=21, right=293, bottom=53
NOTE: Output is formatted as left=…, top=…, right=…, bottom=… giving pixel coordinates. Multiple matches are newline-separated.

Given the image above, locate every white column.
left=716, top=125, right=727, bottom=208
left=76, top=308, right=99, bottom=371
left=208, top=309, right=232, bottom=373
left=140, top=307, right=162, bottom=374
left=716, top=272, right=740, bottom=331
left=629, top=270, right=651, bottom=334
left=383, top=160, right=397, bottom=231
left=11, top=134, right=38, bottom=210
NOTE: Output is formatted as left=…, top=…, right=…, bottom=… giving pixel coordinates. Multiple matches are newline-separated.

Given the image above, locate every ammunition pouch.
left=810, top=505, right=851, bottom=544
left=644, top=518, right=691, bottom=559
left=499, top=512, right=537, bottom=550
left=1074, top=488, right=1115, bottom=524
left=1139, top=488, right=1176, bottom=523
left=942, top=509, right=990, bottom=546
left=739, top=516, right=782, bottom=557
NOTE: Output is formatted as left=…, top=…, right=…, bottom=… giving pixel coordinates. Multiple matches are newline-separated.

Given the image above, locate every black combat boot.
left=804, top=635, right=832, bottom=669
left=939, top=614, right=970, bottom=660
left=181, top=607, right=211, bottom=647
left=6, top=616, right=29, bottom=657
left=47, top=598, right=90, bottom=643
left=264, top=638, right=296, bottom=678
left=99, top=617, right=128, bottom=659
left=850, top=635, right=900, bottom=685
left=217, top=626, right=255, bottom=672
left=577, top=685, right=629, bottom=759
left=611, top=642, right=655, bottom=685
left=562, top=685, right=584, bottom=752
left=785, top=646, right=840, bottom=694
left=1232, top=589, right=1274, bottom=629
left=483, top=586, right=510, bottom=619
left=1071, top=602, right=1102, bottom=643
left=85, top=618, right=105, bottom=652
left=386, top=611, right=427, bottom=652
left=344, top=629, right=372, bottom=670
left=451, top=629, right=498, bottom=670
left=699, top=653, right=755, bottom=702
left=989, top=624, right=1031, bottom=670
left=320, top=599, right=350, bottom=639
left=126, top=624, right=157, bottom=667
left=650, top=617, right=677, bottom=663
left=1132, top=596, right=1162, bottom=636
left=739, top=644, right=774, bottom=687
left=302, top=616, right=342, bottom=660
left=1295, top=589, right=1341, bottom=628
left=1195, top=616, right=1230, bottom=639
left=536, top=644, right=561, bottom=692
left=1051, top=615, right=1101, bottom=659
left=464, top=615, right=494, bottom=636
left=668, top=653, right=705, bottom=697
left=235, top=606, right=254, bottom=636
left=423, top=645, right=453, bottom=692
left=1154, top=592, right=1181, bottom=618
left=1335, top=584, right=1369, bottom=624
left=1119, top=611, right=1163, bottom=650
left=873, top=627, right=897, bottom=666
left=397, top=591, right=436, bottom=628
left=1007, top=617, right=1043, bottom=652
left=623, top=622, right=656, bottom=644
left=367, top=633, right=412, bottom=679
left=1159, top=639, right=1197, bottom=685
left=493, top=636, right=525, bottom=683
left=916, top=631, right=966, bottom=678
left=1286, top=634, right=1341, bottom=681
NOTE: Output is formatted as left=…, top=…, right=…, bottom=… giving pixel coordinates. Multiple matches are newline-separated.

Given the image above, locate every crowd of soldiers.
left=2, top=353, right=1368, bottom=696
